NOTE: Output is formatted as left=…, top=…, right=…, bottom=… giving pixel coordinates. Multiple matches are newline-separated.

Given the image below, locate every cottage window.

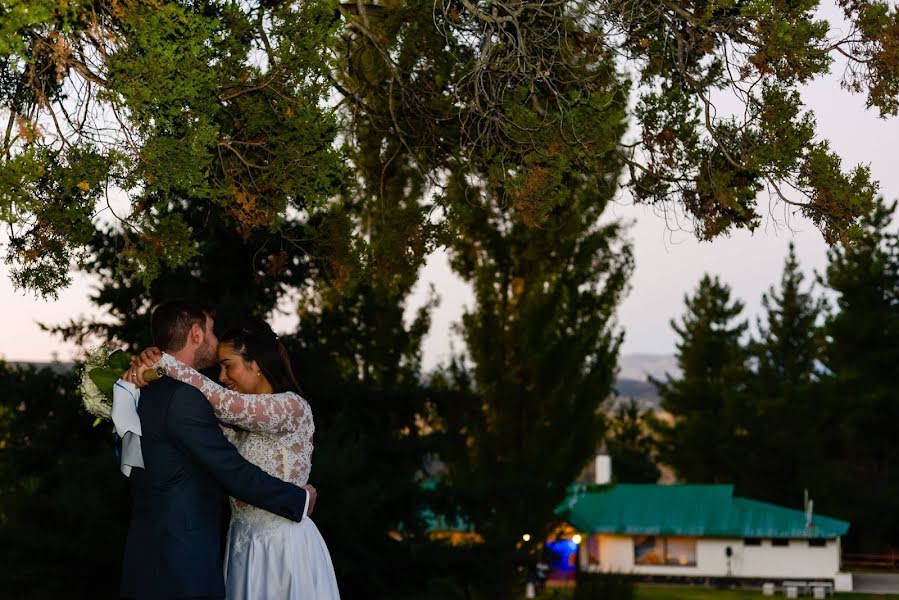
left=634, top=536, right=665, bottom=564
left=743, top=538, right=762, bottom=546
left=771, top=538, right=790, bottom=547
left=634, top=536, right=697, bottom=566
left=808, top=538, right=827, bottom=547
left=665, top=537, right=698, bottom=566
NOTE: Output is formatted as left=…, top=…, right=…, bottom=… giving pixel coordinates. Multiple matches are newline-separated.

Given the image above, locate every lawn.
left=535, top=584, right=896, bottom=599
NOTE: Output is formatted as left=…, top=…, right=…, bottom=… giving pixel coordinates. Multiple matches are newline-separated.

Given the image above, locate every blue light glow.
left=545, top=539, right=578, bottom=571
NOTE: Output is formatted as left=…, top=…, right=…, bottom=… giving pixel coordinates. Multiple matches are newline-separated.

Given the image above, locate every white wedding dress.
left=158, top=353, right=340, bottom=600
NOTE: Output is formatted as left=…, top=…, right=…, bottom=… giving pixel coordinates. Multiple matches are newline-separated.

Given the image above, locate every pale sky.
left=3, top=5, right=899, bottom=369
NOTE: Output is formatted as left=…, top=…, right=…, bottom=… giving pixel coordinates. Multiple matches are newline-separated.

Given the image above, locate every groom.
left=120, top=300, right=315, bottom=600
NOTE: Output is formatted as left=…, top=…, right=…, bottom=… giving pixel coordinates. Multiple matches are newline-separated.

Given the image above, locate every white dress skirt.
left=225, top=510, right=340, bottom=600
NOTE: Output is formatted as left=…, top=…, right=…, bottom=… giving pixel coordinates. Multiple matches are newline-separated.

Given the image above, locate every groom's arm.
left=166, top=385, right=309, bottom=522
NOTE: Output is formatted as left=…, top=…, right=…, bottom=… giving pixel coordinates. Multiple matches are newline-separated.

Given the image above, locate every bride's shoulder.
left=287, top=392, right=313, bottom=418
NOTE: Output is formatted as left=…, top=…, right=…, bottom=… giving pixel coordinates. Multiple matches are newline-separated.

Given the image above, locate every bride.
left=129, top=318, right=340, bottom=600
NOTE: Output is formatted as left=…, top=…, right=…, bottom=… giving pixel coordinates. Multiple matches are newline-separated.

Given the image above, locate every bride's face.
left=217, top=342, right=268, bottom=394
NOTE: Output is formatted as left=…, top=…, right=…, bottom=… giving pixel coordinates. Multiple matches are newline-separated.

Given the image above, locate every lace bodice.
left=158, top=353, right=314, bottom=531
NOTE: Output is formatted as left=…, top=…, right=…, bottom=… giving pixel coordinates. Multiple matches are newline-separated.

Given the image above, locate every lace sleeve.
left=221, top=424, right=246, bottom=447
left=158, top=353, right=306, bottom=435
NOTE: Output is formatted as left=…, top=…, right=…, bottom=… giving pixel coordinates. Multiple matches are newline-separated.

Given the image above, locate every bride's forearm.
left=158, top=352, right=303, bottom=435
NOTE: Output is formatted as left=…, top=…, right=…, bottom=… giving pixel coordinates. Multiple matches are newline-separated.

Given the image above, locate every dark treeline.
left=4, top=197, right=895, bottom=599
left=648, top=198, right=899, bottom=553
left=2, top=202, right=897, bottom=598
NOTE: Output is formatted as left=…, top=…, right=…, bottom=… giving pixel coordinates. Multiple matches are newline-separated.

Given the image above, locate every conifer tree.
left=653, top=275, right=751, bottom=484
left=1, top=0, right=345, bottom=296
left=740, top=243, right=826, bottom=505
left=820, top=198, right=899, bottom=551
left=604, top=400, right=661, bottom=484
left=436, top=110, right=634, bottom=596
left=44, top=203, right=317, bottom=349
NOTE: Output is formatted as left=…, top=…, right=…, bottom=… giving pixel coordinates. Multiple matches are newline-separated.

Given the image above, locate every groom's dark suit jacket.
left=120, top=376, right=308, bottom=600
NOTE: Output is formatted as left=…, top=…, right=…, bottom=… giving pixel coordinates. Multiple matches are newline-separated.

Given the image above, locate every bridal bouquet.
left=79, top=345, right=131, bottom=426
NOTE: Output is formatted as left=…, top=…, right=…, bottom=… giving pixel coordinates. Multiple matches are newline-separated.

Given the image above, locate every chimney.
left=595, top=454, right=612, bottom=485
left=803, top=489, right=814, bottom=529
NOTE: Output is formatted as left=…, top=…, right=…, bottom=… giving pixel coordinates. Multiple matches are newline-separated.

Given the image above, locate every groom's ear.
left=188, top=322, right=204, bottom=346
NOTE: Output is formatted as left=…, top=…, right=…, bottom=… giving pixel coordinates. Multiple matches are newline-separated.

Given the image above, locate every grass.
left=534, top=584, right=897, bottom=600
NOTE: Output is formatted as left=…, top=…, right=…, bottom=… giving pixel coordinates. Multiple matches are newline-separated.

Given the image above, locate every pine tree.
left=756, top=244, right=824, bottom=396
left=604, top=400, right=661, bottom=484
left=653, top=275, right=751, bottom=484
left=436, top=104, right=634, bottom=595
left=820, top=198, right=899, bottom=551
left=740, top=243, right=826, bottom=505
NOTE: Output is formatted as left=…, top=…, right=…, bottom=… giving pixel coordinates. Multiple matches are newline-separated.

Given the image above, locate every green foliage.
left=433, top=81, right=634, bottom=594
left=5, top=0, right=899, bottom=295
left=51, top=16, right=449, bottom=595
left=6, top=1, right=899, bottom=591
left=737, top=242, right=827, bottom=506
left=283, top=31, right=447, bottom=590
left=1, top=0, right=345, bottom=297
left=0, top=143, right=119, bottom=294
left=604, top=401, right=661, bottom=484
left=87, top=349, right=131, bottom=400
left=818, top=196, right=899, bottom=550
left=652, top=275, right=752, bottom=484
left=611, top=0, right=880, bottom=241
left=0, top=361, right=129, bottom=599
left=44, top=200, right=318, bottom=350
left=838, top=0, right=899, bottom=116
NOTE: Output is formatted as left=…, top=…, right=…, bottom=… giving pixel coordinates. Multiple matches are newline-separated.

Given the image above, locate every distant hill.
left=5, top=361, right=75, bottom=374
left=617, top=353, right=679, bottom=381
left=610, top=354, right=678, bottom=412
left=7, top=355, right=678, bottom=412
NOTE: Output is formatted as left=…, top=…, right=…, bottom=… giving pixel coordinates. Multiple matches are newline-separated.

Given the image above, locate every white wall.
left=580, top=535, right=841, bottom=580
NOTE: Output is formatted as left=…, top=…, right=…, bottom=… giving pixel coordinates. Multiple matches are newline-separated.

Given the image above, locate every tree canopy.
left=1, top=0, right=345, bottom=295
left=3, top=0, right=899, bottom=296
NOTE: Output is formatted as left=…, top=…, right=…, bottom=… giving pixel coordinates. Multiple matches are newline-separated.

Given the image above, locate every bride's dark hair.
left=219, top=317, right=302, bottom=395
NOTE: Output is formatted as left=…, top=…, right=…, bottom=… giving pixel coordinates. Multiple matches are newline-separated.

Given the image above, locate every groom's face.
left=194, top=314, right=219, bottom=370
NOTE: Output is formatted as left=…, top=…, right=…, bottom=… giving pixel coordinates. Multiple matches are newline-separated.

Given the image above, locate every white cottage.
left=561, top=484, right=852, bottom=590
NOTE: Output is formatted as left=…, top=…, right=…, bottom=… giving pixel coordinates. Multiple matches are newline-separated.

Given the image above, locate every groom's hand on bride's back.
left=304, top=484, right=317, bottom=515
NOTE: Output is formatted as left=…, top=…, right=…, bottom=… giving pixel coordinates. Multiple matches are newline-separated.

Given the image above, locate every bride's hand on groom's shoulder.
left=137, top=347, right=162, bottom=366
left=122, top=347, right=163, bottom=388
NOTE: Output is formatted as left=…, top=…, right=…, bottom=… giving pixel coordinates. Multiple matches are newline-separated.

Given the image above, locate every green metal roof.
left=558, top=484, right=849, bottom=539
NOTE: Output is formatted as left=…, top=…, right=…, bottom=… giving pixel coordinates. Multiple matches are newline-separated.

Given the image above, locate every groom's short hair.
left=151, top=299, right=214, bottom=352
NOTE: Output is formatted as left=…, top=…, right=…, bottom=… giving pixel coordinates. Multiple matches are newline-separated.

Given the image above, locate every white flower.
left=78, top=345, right=114, bottom=421
left=80, top=367, right=111, bottom=420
